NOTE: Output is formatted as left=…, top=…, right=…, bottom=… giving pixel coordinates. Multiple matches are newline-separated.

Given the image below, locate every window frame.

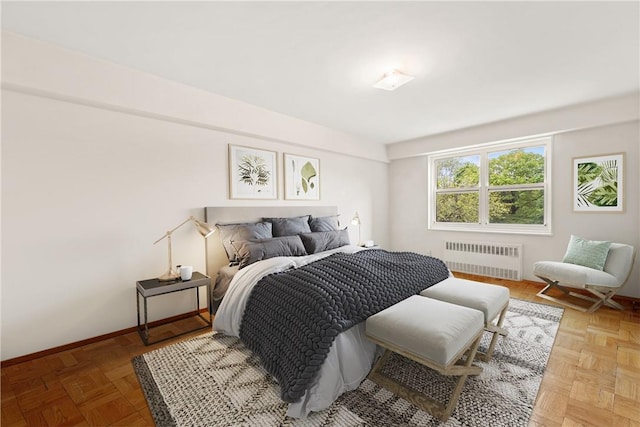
left=428, top=137, right=552, bottom=235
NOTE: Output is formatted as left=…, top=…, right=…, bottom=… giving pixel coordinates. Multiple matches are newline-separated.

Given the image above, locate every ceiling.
left=2, top=2, right=639, bottom=145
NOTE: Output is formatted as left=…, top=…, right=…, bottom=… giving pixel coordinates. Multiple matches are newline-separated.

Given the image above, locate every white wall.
left=3, top=31, right=637, bottom=362
left=389, top=95, right=639, bottom=298
left=1, top=34, right=388, bottom=361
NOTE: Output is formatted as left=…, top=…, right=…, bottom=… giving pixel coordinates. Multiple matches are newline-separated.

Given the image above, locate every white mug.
left=179, top=265, right=193, bottom=281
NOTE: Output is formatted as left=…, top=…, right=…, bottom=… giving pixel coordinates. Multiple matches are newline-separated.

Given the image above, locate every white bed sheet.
left=212, top=245, right=378, bottom=418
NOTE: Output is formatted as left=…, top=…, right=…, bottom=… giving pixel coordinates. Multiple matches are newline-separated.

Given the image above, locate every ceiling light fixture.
left=373, top=69, right=414, bottom=91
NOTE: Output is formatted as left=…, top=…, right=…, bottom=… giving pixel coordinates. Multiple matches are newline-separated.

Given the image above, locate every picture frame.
left=228, top=145, right=277, bottom=200
left=573, top=153, right=624, bottom=212
left=284, top=153, right=320, bottom=200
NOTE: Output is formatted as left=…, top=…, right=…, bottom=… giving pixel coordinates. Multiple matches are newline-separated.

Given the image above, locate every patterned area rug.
left=133, top=298, right=563, bottom=426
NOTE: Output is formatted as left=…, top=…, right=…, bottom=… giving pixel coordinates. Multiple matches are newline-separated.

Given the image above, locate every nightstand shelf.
left=136, top=271, right=211, bottom=345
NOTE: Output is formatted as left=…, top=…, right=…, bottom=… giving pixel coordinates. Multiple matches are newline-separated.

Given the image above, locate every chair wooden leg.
left=536, top=276, right=625, bottom=313
left=536, top=277, right=591, bottom=312
left=586, top=288, right=624, bottom=312
left=604, top=298, right=624, bottom=310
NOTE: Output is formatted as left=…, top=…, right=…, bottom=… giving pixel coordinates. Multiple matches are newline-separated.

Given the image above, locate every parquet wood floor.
left=2, top=277, right=639, bottom=426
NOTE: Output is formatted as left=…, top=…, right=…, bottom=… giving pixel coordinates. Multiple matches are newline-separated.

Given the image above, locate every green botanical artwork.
left=574, top=154, right=623, bottom=212
left=238, top=155, right=271, bottom=188
left=285, top=154, right=320, bottom=200
left=300, top=161, right=317, bottom=193
left=229, top=145, right=277, bottom=199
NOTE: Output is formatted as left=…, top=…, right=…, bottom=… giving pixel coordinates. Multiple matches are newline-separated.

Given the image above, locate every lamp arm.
left=152, top=216, right=195, bottom=245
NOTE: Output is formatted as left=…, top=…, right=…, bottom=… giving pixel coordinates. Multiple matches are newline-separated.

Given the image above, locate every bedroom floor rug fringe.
left=133, top=298, right=563, bottom=426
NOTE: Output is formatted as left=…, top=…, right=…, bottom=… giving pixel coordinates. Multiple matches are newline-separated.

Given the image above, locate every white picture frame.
left=573, top=153, right=624, bottom=212
left=284, top=153, right=320, bottom=200
left=228, top=145, right=278, bottom=200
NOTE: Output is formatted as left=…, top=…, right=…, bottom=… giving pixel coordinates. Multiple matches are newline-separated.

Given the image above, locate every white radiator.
left=443, top=240, right=523, bottom=281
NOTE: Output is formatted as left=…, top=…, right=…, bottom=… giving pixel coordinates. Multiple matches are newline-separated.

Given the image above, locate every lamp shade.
left=351, top=211, right=362, bottom=246
left=351, top=212, right=361, bottom=226
left=193, top=218, right=215, bottom=238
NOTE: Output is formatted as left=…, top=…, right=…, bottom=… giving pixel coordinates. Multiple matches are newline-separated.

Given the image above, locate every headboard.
left=204, top=206, right=338, bottom=277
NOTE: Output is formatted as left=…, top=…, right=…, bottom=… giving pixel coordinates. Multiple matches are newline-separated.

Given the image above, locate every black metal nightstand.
left=136, top=271, right=211, bottom=345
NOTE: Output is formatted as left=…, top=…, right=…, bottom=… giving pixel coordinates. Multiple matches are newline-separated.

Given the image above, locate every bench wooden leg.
left=367, top=334, right=483, bottom=421
left=479, top=303, right=509, bottom=362
left=444, top=333, right=483, bottom=418
left=368, top=355, right=450, bottom=421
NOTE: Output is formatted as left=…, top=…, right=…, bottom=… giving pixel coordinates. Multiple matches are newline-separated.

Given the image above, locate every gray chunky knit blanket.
left=238, top=249, right=450, bottom=403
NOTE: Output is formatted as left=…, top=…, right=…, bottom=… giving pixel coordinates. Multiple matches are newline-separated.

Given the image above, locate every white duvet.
left=212, top=245, right=378, bottom=418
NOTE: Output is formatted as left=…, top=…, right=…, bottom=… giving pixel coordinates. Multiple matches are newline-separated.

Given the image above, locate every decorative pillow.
left=263, top=215, right=311, bottom=237
left=309, top=215, right=340, bottom=232
left=562, top=235, right=612, bottom=271
left=216, top=222, right=273, bottom=264
left=299, top=229, right=350, bottom=254
left=236, top=236, right=307, bottom=269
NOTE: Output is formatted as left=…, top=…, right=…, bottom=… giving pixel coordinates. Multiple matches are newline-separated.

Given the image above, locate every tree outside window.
left=435, top=155, right=479, bottom=223
left=487, top=147, right=545, bottom=225
left=430, top=139, right=551, bottom=235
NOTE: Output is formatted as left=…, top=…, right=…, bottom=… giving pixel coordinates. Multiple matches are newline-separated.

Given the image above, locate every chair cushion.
left=562, top=235, right=611, bottom=271
left=366, top=295, right=483, bottom=366
left=534, top=261, right=619, bottom=288
left=420, top=277, right=509, bottom=322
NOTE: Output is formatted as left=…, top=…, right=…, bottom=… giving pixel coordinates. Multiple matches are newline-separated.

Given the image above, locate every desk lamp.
left=154, top=216, right=215, bottom=281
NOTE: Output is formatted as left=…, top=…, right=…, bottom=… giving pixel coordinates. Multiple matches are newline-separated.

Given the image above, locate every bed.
left=204, top=206, right=450, bottom=418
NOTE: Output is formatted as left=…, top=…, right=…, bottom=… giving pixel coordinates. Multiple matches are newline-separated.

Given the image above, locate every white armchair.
left=533, top=241, right=636, bottom=312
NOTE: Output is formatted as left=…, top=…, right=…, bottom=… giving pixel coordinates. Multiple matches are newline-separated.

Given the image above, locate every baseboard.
left=1, top=308, right=210, bottom=367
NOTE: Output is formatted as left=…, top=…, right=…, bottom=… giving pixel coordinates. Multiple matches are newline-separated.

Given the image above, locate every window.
left=429, top=137, right=551, bottom=235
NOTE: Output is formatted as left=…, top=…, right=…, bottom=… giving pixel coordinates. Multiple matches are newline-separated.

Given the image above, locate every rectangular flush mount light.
left=373, top=69, right=414, bottom=91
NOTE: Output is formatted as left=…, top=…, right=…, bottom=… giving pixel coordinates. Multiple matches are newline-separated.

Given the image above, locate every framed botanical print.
left=573, top=153, right=624, bottom=212
left=284, top=153, right=320, bottom=200
left=228, top=145, right=277, bottom=199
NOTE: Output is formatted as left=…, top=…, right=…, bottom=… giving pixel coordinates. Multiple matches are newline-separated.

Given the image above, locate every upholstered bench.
left=420, top=277, right=509, bottom=361
left=365, top=295, right=484, bottom=421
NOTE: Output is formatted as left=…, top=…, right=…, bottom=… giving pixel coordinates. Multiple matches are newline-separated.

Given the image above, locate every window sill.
left=429, top=223, right=552, bottom=236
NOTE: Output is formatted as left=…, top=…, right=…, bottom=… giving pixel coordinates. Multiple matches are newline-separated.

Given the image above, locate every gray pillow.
left=236, top=236, right=307, bottom=269
left=216, top=222, right=273, bottom=264
left=263, top=215, right=311, bottom=237
left=309, top=215, right=340, bottom=232
left=299, top=229, right=350, bottom=254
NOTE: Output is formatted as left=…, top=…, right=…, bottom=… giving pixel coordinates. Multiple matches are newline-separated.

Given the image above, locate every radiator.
left=442, top=240, right=523, bottom=281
